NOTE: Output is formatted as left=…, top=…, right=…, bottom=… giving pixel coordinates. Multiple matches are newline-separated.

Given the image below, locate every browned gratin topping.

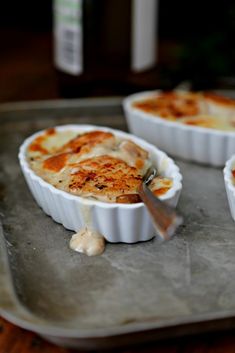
left=27, top=129, right=173, bottom=203
left=43, top=153, right=70, bottom=172
left=134, top=91, right=200, bottom=118
left=28, top=128, right=56, bottom=154
left=132, top=91, right=235, bottom=131
left=29, top=135, right=49, bottom=155
left=59, top=130, right=115, bottom=154
left=203, top=93, right=235, bottom=107
left=68, top=155, right=143, bottom=202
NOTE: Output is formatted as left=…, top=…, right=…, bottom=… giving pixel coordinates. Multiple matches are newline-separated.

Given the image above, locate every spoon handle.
left=138, top=183, right=183, bottom=241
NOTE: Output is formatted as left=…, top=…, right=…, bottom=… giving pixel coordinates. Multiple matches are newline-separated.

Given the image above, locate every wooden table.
left=1, top=29, right=235, bottom=353
left=2, top=317, right=235, bottom=353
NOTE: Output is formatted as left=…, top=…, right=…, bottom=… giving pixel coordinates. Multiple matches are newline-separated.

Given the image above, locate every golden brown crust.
left=46, top=127, right=56, bottom=135
left=28, top=128, right=56, bottom=154
left=133, top=91, right=200, bottom=118
left=68, top=155, right=142, bottom=201
left=43, top=153, right=70, bottom=172
left=59, top=131, right=115, bottom=154
left=29, top=135, right=49, bottom=154
left=203, top=92, right=235, bottom=107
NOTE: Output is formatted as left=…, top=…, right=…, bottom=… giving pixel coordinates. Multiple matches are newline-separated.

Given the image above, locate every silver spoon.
left=138, top=167, right=183, bottom=241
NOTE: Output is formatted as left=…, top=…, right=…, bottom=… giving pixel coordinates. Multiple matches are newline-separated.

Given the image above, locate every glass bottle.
left=53, top=0, right=159, bottom=97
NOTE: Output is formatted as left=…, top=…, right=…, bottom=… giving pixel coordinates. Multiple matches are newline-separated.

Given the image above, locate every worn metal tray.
left=0, top=98, right=235, bottom=350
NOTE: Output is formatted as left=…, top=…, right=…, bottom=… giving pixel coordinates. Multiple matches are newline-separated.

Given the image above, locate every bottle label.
left=53, top=0, right=83, bottom=75
left=131, top=0, right=158, bottom=72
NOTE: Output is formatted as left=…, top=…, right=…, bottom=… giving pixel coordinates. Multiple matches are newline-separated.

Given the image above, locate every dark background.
left=0, top=0, right=235, bottom=102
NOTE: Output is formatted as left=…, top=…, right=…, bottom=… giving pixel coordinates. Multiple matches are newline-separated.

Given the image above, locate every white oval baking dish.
left=123, top=90, right=235, bottom=167
left=224, top=155, right=235, bottom=221
left=18, top=125, right=182, bottom=243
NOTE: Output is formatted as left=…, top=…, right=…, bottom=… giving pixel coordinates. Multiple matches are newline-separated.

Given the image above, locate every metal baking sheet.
left=0, top=98, right=235, bottom=349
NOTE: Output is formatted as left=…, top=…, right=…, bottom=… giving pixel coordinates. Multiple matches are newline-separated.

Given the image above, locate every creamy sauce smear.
left=69, top=228, right=106, bottom=256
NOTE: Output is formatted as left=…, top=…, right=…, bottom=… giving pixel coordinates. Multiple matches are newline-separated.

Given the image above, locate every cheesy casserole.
left=27, top=128, right=172, bottom=203
left=133, top=91, right=235, bottom=131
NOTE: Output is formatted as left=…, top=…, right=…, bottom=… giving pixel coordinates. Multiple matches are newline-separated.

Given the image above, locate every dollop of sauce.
left=69, top=228, right=105, bottom=256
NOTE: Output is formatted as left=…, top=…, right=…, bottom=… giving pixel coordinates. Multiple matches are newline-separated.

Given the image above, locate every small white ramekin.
left=18, top=125, right=182, bottom=243
left=123, top=90, right=235, bottom=167
left=224, top=155, right=235, bottom=221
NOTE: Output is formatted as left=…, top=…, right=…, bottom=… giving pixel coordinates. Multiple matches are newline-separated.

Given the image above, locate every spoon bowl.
left=139, top=167, right=183, bottom=241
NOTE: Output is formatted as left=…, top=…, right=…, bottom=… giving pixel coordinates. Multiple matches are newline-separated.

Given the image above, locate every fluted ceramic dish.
left=224, top=155, right=235, bottom=221
left=123, top=90, right=235, bottom=166
left=18, top=125, right=182, bottom=243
